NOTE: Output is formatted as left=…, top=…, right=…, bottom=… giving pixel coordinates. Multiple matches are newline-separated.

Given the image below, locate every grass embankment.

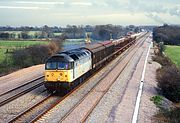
left=0, top=40, right=48, bottom=62
left=165, top=45, right=180, bottom=67
left=0, top=40, right=49, bottom=75
left=152, top=44, right=180, bottom=123
left=0, top=40, right=48, bottom=47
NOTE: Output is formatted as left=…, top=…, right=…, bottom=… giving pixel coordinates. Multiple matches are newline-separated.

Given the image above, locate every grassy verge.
left=152, top=44, right=180, bottom=123
left=0, top=40, right=48, bottom=47
left=165, top=45, right=180, bottom=67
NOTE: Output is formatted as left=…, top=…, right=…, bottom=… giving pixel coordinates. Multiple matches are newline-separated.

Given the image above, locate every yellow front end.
left=45, top=70, right=72, bottom=82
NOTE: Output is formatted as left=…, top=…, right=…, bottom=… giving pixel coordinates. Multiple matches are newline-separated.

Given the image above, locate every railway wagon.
left=44, top=35, right=137, bottom=92
left=83, top=41, right=114, bottom=69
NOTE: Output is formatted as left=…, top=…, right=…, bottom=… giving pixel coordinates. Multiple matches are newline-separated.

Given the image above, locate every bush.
left=153, top=25, right=180, bottom=45
left=165, top=108, right=180, bottom=123
left=156, top=66, right=180, bottom=102
left=153, top=107, right=180, bottom=123
left=12, top=41, right=60, bottom=68
left=152, top=55, right=171, bottom=66
left=150, top=95, right=163, bottom=107
left=151, top=95, right=180, bottom=123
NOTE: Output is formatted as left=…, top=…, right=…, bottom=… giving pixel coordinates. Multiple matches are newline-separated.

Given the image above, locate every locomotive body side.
left=72, top=50, right=92, bottom=80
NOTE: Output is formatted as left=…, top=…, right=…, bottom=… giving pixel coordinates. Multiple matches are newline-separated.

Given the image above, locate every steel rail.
left=60, top=34, right=149, bottom=123
left=33, top=33, right=149, bottom=123
left=0, top=76, right=44, bottom=107
left=8, top=93, right=54, bottom=123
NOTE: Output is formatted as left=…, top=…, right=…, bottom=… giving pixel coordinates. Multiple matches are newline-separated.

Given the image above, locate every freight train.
left=44, top=33, right=143, bottom=92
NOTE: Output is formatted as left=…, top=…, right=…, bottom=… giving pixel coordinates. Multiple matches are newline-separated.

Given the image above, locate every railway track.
left=8, top=93, right=60, bottom=123
left=7, top=33, right=149, bottom=123
left=59, top=34, right=150, bottom=123
left=0, top=76, right=44, bottom=107
left=29, top=33, right=149, bottom=123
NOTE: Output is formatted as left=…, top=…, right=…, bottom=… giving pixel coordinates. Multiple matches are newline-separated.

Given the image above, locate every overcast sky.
left=0, top=0, right=180, bottom=26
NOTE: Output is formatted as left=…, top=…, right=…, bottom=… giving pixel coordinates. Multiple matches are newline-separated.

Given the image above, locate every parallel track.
left=8, top=93, right=59, bottom=123
left=60, top=33, right=149, bottom=122
left=8, top=33, right=149, bottom=123
left=0, top=76, right=44, bottom=107
left=32, top=33, right=149, bottom=123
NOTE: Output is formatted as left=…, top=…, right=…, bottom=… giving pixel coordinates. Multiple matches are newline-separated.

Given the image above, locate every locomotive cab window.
left=57, top=62, right=74, bottom=70
left=46, top=62, right=56, bottom=70
left=58, top=62, right=68, bottom=69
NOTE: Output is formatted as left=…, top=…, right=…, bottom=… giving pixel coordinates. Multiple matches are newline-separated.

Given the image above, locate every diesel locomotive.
left=44, top=33, right=143, bottom=92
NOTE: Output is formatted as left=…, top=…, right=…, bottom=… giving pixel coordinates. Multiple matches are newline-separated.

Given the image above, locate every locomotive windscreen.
left=45, top=62, right=73, bottom=70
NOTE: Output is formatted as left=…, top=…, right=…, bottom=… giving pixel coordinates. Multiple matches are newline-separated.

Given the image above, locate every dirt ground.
left=86, top=36, right=161, bottom=123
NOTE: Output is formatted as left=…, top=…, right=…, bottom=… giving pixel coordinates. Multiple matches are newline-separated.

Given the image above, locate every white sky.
left=0, top=0, right=180, bottom=26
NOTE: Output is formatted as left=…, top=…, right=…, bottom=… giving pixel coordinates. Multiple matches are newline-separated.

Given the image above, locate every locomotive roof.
left=47, top=54, right=74, bottom=62
left=82, top=43, right=105, bottom=53
left=98, top=41, right=113, bottom=47
left=82, top=40, right=113, bottom=53
left=57, top=48, right=91, bottom=61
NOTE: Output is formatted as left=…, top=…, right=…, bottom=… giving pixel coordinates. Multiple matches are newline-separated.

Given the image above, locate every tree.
left=21, top=31, right=30, bottom=39
left=64, top=25, right=85, bottom=39
left=153, top=25, right=180, bottom=45
left=41, top=25, right=54, bottom=38
left=92, top=24, right=124, bottom=40
left=0, top=32, right=10, bottom=39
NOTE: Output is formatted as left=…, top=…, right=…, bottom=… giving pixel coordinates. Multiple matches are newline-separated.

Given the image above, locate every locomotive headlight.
left=46, top=72, right=50, bottom=77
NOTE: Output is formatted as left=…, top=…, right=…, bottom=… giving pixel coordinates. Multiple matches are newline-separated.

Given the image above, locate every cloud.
left=0, top=0, right=179, bottom=26
left=0, top=5, right=49, bottom=10
left=15, top=1, right=92, bottom=6
left=145, top=13, right=165, bottom=24
left=15, top=1, right=65, bottom=5
left=169, top=7, right=180, bottom=17
left=128, top=0, right=168, bottom=14
left=70, top=2, right=92, bottom=6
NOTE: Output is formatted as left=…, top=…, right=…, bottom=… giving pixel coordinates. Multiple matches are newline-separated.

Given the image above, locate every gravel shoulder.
left=0, top=34, right=161, bottom=123
left=138, top=48, right=161, bottom=123
left=35, top=40, right=137, bottom=123
left=0, top=64, right=44, bottom=95
left=86, top=36, right=160, bottom=123
left=85, top=37, right=149, bottom=123
left=0, top=65, right=49, bottom=123
left=0, top=86, right=48, bottom=123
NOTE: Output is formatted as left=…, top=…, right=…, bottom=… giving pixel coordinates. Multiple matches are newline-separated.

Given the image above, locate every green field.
left=0, top=40, right=48, bottom=63
left=165, top=45, right=180, bottom=67
left=53, top=32, right=62, bottom=36
left=0, top=40, right=48, bottom=47
left=0, top=49, right=7, bottom=63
